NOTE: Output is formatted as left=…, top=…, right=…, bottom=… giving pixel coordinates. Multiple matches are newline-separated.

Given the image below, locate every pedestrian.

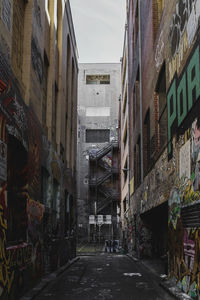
left=110, top=240, right=113, bottom=253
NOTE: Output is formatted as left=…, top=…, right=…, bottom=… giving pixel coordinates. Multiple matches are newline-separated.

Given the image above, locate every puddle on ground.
left=123, top=273, right=142, bottom=277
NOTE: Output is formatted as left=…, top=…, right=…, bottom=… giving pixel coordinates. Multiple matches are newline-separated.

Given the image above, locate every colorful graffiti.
left=168, top=188, right=181, bottom=229
left=0, top=184, right=14, bottom=298
left=0, top=73, right=28, bottom=151
left=27, top=197, right=44, bottom=244
left=169, top=0, right=200, bottom=81
left=168, top=118, right=200, bottom=297
left=28, top=111, right=41, bottom=200
left=6, top=243, right=32, bottom=270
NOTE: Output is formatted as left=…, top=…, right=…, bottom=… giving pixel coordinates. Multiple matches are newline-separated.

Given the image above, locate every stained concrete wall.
left=77, top=63, right=121, bottom=240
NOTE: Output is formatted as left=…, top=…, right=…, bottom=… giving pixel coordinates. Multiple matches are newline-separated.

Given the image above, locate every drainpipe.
left=126, top=6, right=130, bottom=210
left=138, top=0, right=144, bottom=183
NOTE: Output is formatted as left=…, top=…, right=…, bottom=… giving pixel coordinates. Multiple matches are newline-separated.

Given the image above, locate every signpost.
left=89, top=215, right=112, bottom=242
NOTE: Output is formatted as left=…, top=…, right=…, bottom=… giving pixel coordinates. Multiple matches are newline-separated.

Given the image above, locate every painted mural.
left=167, top=5, right=200, bottom=295
left=169, top=0, right=200, bottom=81
left=168, top=118, right=200, bottom=298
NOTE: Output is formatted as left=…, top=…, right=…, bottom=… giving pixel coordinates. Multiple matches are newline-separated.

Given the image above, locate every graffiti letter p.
left=167, top=79, right=177, bottom=155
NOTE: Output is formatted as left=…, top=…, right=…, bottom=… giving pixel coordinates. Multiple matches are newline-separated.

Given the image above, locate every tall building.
left=120, top=21, right=130, bottom=241
left=0, top=0, right=78, bottom=298
left=122, top=0, right=200, bottom=297
left=77, top=63, right=121, bottom=242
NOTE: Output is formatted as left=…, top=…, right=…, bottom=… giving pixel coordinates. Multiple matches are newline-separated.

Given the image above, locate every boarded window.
left=86, top=129, right=110, bottom=143
left=86, top=75, right=110, bottom=85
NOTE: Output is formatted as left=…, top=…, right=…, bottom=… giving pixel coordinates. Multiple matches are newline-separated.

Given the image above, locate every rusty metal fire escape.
left=89, top=141, right=119, bottom=214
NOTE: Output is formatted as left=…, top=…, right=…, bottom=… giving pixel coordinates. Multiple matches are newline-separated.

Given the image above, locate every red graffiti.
left=6, top=243, right=32, bottom=269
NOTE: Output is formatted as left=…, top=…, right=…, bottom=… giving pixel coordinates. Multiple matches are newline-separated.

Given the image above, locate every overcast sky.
left=70, top=0, right=126, bottom=63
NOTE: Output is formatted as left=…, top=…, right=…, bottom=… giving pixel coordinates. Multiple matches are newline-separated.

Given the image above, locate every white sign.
left=0, top=140, right=7, bottom=181
left=89, top=215, right=112, bottom=225
left=105, top=215, right=112, bottom=224
left=179, top=140, right=190, bottom=179
left=89, top=215, right=96, bottom=224
left=97, top=215, right=103, bottom=224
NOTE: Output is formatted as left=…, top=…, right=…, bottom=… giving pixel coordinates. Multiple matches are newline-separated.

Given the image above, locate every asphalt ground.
left=33, top=253, right=175, bottom=300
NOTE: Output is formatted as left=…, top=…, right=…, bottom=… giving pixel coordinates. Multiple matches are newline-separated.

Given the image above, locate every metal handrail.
left=89, top=141, right=118, bottom=160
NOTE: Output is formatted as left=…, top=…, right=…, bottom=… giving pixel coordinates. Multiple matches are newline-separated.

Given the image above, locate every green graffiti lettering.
left=187, top=46, right=200, bottom=111
left=167, top=79, right=176, bottom=154
left=177, top=73, right=187, bottom=126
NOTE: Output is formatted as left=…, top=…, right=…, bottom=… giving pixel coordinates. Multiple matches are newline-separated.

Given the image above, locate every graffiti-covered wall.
left=0, top=42, right=76, bottom=300
left=127, top=0, right=200, bottom=298
left=167, top=118, right=200, bottom=298
left=167, top=1, right=200, bottom=297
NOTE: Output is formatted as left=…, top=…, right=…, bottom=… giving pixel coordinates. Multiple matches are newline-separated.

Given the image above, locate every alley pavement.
left=32, top=252, right=175, bottom=300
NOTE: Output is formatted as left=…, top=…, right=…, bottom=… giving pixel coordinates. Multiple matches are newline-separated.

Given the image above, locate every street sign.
left=105, top=215, right=112, bottom=224
left=89, top=215, right=112, bottom=225
left=89, top=215, right=96, bottom=224
left=97, top=215, right=103, bottom=224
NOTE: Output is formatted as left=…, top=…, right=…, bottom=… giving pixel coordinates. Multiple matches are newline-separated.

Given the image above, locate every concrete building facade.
left=122, top=0, right=200, bottom=297
left=0, top=0, right=78, bottom=298
left=120, top=21, right=130, bottom=237
left=77, top=63, right=121, bottom=242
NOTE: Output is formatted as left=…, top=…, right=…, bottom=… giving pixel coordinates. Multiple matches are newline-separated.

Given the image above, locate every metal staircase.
left=97, top=187, right=119, bottom=213
left=97, top=198, right=113, bottom=213
left=89, top=140, right=119, bottom=214
left=89, top=171, right=112, bottom=186
left=99, top=187, right=119, bottom=200
left=89, top=141, right=118, bottom=161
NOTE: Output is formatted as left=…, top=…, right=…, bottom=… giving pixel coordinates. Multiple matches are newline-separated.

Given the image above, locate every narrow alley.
left=1, top=0, right=200, bottom=299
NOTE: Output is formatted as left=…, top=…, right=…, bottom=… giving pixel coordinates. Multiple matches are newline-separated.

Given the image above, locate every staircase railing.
left=89, top=171, right=112, bottom=186
left=89, top=140, right=118, bottom=161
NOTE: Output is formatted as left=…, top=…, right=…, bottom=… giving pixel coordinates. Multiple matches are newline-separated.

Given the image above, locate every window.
left=42, top=52, right=49, bottom=125
left=144, top=109, right=150, bottom=173
left=134, top=136, right=141, bottom=188
left=52, top=82, right=58, bottom=148
left=86, top=75, right=110, bottom=85
left=155, top=63, right=167, bottom=150
left=86, top=129, right=110, bottom=143
left=52, top=179, right=59, bottom=228
left=7, top=136, right=28, bottom=244
left=12, top=0, right=25, bottom=78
